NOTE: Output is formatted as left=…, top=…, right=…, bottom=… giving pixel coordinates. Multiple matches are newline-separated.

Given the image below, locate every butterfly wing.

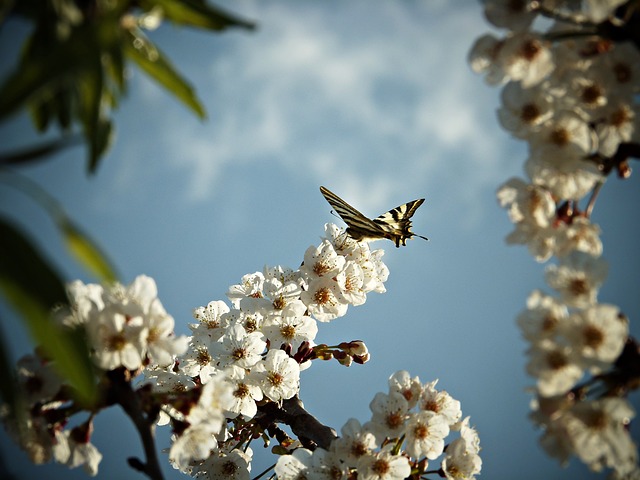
left=373, top=199, right=428, bottom=247
left=319, top=186, right=387, bottom=241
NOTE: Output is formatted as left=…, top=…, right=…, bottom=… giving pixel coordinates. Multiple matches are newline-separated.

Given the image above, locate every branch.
left=257, top=396, right=338, bottom=450
left=107, top=369, right=165, bottom=480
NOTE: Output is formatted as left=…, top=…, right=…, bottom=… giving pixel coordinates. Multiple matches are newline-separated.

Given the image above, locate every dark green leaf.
left=125, top=29, right=206, bottom=119
left=0, top=327, right=26, bottom=424
left=141, top=0, right=256, bottom=31
left=0, top=136, right=83, bottom=167
left=0, top=217, right=97, bottom=404
left=58, top=218, right=118, bottom=284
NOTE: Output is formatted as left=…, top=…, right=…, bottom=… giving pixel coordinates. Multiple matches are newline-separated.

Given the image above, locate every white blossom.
left=545, top=252, right=608, bottom=308
left=565, top=304, right=628, bottom=373
left=210, top=324, right=266, bottom=369
left=355, top=444, right=411, bottom=480
left=274, top=447, right=313, bottom=480
left=404, top=410, right=449, bottom=459
left=388, top=370, right=422, bottom=409
left=250, top=349, right=300, bottom=402
left=441, top=417, right=482, bottom=480
left=366, top=392, right=409, bottom=442
left=517, top=290, right=569, bottom=343
left=419, top=379, right=462, bottom=427
left=330, top=418, right=378, bottom=467
left=526, top=339, right=584, bottom=397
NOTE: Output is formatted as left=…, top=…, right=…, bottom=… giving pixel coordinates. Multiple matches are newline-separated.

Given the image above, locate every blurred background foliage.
left=0, top=0, right=254, bottom=409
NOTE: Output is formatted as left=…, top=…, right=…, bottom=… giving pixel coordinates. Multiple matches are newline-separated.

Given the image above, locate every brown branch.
left=107, top=369, right=164, bottom=480
left=256, top=396, right=338, bottom=450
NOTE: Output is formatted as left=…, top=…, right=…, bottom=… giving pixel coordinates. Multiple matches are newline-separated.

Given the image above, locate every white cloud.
left=137, top=1, right=515, bottom=224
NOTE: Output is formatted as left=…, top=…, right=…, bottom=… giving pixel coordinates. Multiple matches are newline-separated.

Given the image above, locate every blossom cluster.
left=2, top=223, right=401, bottom=478
left=3, top=274, right=189, bottom=475
left=154, top=223, right=390, bottom=475
left=274, top=371, right=481, bottom=480
left=470, top=0, right=639, bottom=477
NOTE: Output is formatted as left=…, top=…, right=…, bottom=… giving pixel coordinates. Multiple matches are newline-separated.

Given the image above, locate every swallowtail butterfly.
left=320, top=185, right=428, bottom=248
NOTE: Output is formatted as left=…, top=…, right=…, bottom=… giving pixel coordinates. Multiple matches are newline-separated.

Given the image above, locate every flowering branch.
left=470, top=0, right=640, bottom=476
left=2, top=222, right=482, bottom=479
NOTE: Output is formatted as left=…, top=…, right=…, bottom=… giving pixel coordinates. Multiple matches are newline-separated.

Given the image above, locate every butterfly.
left=319, top=185, right=428, bottom=248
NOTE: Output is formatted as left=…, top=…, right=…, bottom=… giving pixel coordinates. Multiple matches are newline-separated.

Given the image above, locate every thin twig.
left=584, top=180, right=604, bottom=218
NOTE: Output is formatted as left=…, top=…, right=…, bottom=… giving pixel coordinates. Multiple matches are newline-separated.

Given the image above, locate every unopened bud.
left=352, top=353, right=370, bottom=365
left=341, top=340, right=368, bottom=356
left=337, top=354, right=353, bottom=367
left=617, top=160, right=632, bottom=179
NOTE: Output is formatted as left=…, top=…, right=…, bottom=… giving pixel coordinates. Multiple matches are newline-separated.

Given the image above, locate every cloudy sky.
left=1, top=1, right=639, bottom=479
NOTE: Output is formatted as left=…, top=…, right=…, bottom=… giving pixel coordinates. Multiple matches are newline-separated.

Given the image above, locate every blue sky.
left=1, top=1, right=639, bottom=479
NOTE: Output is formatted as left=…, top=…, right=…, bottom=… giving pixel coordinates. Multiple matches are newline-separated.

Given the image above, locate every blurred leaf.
left=0, top=172, right=119, bottom=282
left=0, top=327, right=24, bottom=420
left=0, top=136, right=83, bottom=167
left=59, top=218, right=118, bottom=284
left=88, top=117, right=114, bottom=173
left=78, top=61, right=107, bottom=172
left=0, top=217, right=97, bottom=404
left=125, top=28, right=206, bottom=119
left=142, top=0, right=256, bottom=31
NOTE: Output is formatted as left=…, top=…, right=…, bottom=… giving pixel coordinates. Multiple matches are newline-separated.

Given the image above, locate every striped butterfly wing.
left=372, top=199, right=428, bottom=247
left=319, top=186, right=388, bottom=241
left=320, top=186, right=428, bottom=247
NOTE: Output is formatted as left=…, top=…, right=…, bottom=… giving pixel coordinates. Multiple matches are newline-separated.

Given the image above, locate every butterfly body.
left=319, top=186, right=428, bottom=248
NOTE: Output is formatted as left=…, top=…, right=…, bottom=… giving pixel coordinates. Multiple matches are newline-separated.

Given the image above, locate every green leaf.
left=58, top=218, right=118, bottom=284
left=125, top=29, right=206, bottom=119
left=141, top=0, right=256, bottom=31
left=0, top=136, right=83, bottom=167
left=0, top=217, right=97, bottom=405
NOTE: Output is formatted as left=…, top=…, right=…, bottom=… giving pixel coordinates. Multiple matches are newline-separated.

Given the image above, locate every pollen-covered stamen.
left=221, top=460, right=239, bottom=475
left=267, top=371, right=284, bottom=387
left=423, top=399, right=439, bottom=413
left=546, top=350, right=569, bottom=370
left=273, top=295, right=287, bottom=310
left=108, top=333, right=127, bottom=352
left=243, top=316, right=258, bottom=333
left=204, top=318, right=220, bottom=329
left=196, top=348, right=212, bottom=366
left=344, top=274, right=359, bottom=293
left=314, top=287, right=335, bottom=306
left=234, top=383, right=250, bottom=399
left=350, top=441, right=368, bottom=458
left=385, top=411, right=404, bottom=430
left=613, top=62, right=632, bottom=84
left=521, top=103, right=541, bottom=124
left=413, top=422, right=430, bottom=440
left=583, top=325, right=604, bottom=349
left=542, top=313, right=559, bottom=333
left=232, top=348, right=247, bottom=361
left=583, top=409, right=607, bottom=430
left=147, top=326, right=160, bottom=344
left=313, top=259, right=333, bottom=276
left=580, top=83, right=604, bottom=107
left=280, top=325, right=296, bottom=341
left=609, top=105, right=631, bottom=128
left=372, top=458, right=391, bottom=475
left=550, top=127, right=570, bottom=147
left=569, top=278, right=588, bottom=296
left=520, top=38, right=542, bottom=61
